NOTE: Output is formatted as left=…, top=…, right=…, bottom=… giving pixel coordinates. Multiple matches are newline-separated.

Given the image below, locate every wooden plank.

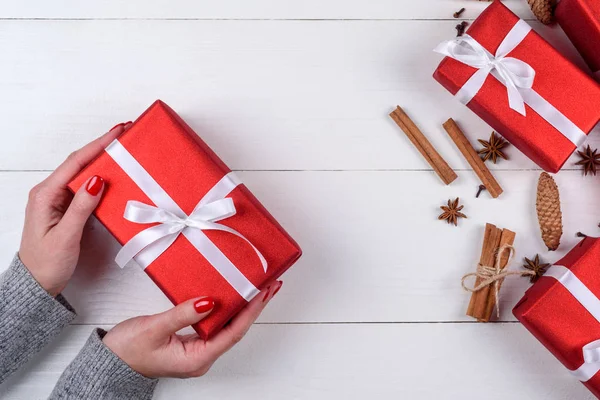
left=0, top=20, right=590, bottom=171
left=0, top=324, right=592, bottom=399
left=0, top=1, right=534, bottom=20
left=0, top=170, right=597, bottom=324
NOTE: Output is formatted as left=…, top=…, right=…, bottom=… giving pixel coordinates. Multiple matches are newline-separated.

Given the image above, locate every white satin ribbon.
left=105, top=139, right=266, bottom=302
left=434, top=19, right=587, bottom=147
left=544, top=265, right=600, bottom=382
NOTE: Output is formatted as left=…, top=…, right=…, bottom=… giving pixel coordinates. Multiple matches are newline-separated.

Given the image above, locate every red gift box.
left=514, top=237, right=600, bottom=397
left=433, top=0, right=600, bottom=173
left=68, top=100, right=302, bottom=339
left=556, top=0, right=600, bottom=81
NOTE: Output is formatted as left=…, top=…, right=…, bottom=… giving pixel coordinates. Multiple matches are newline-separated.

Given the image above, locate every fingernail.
left=86, top=175, right=104, bottom=196
left=194, top=297, right=215, bottom=314
left=262, top=286, right=272, bottom=302
left=272, top=281, right=283, bottom=297
left=122, top=121, right=133, bottom=132
left=109, top=122, right=125, bottom=131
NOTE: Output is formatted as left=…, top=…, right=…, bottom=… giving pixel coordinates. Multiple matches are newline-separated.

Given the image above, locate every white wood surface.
left=0, top=1, right=598, bottom=399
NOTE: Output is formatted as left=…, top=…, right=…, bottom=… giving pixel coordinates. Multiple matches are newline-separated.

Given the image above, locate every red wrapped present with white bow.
left=433, top=1, right=600, bottom=173
left=69, top=100, right=302, bottom=339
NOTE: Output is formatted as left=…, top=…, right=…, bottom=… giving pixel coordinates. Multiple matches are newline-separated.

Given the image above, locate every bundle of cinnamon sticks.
left=466, top=223, right=515, bottom=321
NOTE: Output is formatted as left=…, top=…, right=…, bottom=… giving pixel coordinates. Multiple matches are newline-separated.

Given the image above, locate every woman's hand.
left=103, top=280, right=283, bottom=378
left=19, top=122, right=131, bottom=296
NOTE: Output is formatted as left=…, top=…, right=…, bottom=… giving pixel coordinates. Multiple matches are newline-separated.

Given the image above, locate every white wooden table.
left=0, top=1, right=598, bottom=399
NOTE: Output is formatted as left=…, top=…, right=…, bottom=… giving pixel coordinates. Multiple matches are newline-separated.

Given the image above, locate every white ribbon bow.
left=115, top=198, right=267, bottom=272
left=105, top=139, right=267, bottom=302
left=434, top=32, right=535, bottom=116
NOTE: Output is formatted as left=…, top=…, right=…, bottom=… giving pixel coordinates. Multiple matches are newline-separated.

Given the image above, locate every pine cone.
left=528, top=0, right=555, bottom=25
left=536, top=172, right=563, bottom=251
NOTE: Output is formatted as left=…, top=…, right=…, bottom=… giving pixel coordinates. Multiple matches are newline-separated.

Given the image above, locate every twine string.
left=461, top=244, right=536, bottom=318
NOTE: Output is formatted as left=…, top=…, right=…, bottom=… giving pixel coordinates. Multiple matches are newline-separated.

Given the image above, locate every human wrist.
left=17, top=251, right=63, bottom=297
left=4, top=253, right=76, bottom=320
left=102, top=327, right=150, bottom=377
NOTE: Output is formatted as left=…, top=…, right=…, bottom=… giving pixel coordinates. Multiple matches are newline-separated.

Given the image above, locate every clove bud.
left=476, top=184, right=486, bottom=198
left=453, top=8, right=466, bottom=18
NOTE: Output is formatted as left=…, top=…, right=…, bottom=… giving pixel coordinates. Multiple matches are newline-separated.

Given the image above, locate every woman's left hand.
left=19, top=122, right=131, bottom=296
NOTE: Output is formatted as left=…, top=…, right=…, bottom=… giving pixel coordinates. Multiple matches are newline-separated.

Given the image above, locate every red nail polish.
left=262, top=287, right=272, bottom=302
left=86, top=176, right=104, bottom=196
left=109, top=122, right=125, bottom=131
left=272, top=281, right=283, bottom=296
left=194, top=297, right=215, bottom=314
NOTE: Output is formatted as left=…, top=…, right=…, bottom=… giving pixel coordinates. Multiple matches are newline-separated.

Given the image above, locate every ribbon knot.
left=115, top=197, right=268, bottom=273
left=125, top=198, right=237, bottom=232
left=434, top=32, right=535, bottom=116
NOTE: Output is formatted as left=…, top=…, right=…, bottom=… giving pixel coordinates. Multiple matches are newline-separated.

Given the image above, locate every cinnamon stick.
left=442, top=118, right=503, bottom=198
left=466, top=223, right=516, bottom=321
left=467, top=223, right=501, bottom=320
left=483, top=228, right=516, bottom=319
left=390, top=107, right=457, bottom=185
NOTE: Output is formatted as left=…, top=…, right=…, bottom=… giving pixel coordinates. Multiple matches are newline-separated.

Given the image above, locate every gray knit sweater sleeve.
left=50, top=328, right=158, bottom=399
left=0, top=254, right=158, bottom=399
left=0, top=254, right=76, bottom=384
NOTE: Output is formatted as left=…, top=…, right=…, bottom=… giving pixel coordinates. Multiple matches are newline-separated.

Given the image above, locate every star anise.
left=478, top=132, right=509, bottom=164
left=438, top=198, right=467, bottom=226
left=522, top=255, right=550, bottom=283
left=575, top=145, right=600, bottom=176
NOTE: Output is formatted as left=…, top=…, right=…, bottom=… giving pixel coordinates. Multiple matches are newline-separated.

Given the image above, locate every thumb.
left=151, top=297, right=215, bottom=338
left=56, top=175, right=105, bottom=241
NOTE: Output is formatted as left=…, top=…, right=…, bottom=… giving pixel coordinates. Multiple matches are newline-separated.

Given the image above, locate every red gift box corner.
left=513, top=237, right=600, bottom=397
left=555, top=0, right=600, bottom=77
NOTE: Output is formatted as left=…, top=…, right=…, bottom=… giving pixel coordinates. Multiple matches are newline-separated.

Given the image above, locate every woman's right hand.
left=102, top=280, right=283, bottom=378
